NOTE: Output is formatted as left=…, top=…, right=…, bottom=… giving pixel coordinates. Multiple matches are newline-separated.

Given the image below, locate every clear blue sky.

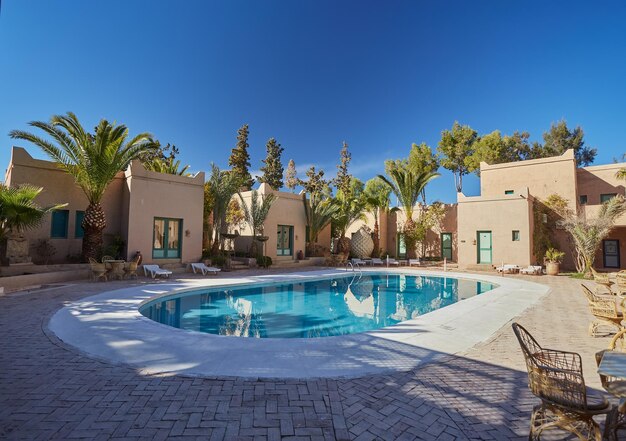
left=1, top=1, right=625, bottom=202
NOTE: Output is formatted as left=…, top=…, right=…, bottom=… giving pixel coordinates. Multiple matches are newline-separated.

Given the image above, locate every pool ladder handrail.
left=345, top=261, right=362, bottom=274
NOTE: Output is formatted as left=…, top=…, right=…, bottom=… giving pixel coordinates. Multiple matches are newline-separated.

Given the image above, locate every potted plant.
left=545, top=248, right=565, bottom=276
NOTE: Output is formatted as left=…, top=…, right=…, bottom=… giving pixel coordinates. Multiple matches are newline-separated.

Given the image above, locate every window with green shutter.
left=50, top=210, right=69, bottom=238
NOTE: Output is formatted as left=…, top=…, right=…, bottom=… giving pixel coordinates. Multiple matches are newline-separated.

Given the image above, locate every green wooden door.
left=477, top=231, right=492, bottom=264
left=441, top=233, right=453, bottom=260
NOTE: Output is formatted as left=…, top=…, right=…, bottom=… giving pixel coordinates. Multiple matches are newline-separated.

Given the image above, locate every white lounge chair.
left=371, top=258, right=384, bottom=266
left=409, top=258, right=421, bottom=267
left=351, top=258, right=366, bottom=266
left=190, top=262, right=221, bottom=275
left=496, top=264, right=520, bottom=274
left=520, top=265, right=543, bottom=275
left=386, top=257, right=400, bottom=266
left=143, top=264, right=173, bottom=279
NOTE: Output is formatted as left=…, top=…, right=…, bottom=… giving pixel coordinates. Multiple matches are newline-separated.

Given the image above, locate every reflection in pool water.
left=140, top=273, right=496, bottom=338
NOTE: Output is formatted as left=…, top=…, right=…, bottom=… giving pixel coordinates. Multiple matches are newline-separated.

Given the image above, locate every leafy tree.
left=363, top=177, right=391, bottom=255
left=285, top=159, right=298, bottom=192
left=206, top=164, right=242, bottom=254
left=144, top=156, right=191, bottom=176
left=377, top=167, right=440, bottom=258
left=238, top=190, right=277, bottom=256
left=412, top=202, right=446, bottom=257
left=437, top=121, right=478, bottom=192
left=140, top=142, right=179, bottom=163
left=555, top=195, right=626, bottom=276
left=0, top=185, right=65, bottom=240
left=228, top=124, right=254, bottom=190
left=333, top=142, right=352, bottom=196
left=225, top=199, right=245, bottom=233
left=535, top=120, right=596, bottom=166
left=259, top=138, right=284, bottom=190
left=465, top=130, right=534, bottom=173
left=10, top=112, right=157, bottom=260
left=298, top=166, right=330, bottom=206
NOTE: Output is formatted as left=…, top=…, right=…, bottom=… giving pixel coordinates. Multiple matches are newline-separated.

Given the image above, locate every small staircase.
left=273, top=258, right=301, bottom=268
left=229, top=260, right=250, bottom=271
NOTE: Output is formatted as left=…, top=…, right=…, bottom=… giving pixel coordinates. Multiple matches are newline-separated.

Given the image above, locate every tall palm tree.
left=206, top=164, right=242, bottom=254
left=144, top=156, right=191, bottom=176
left=238, top=190, right=277, bottom=256
left=304, top=195, right=338, bottom=256
left=364, top=177, right=391, bottom=255
left=377, top=167, right=440, bottom=258
left=10, top=112, right=158, bottom=260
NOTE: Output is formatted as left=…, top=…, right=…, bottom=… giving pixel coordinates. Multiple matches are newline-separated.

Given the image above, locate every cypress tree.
left=259, top=138, right=285, bottom=190
left=228, top=124, right=254, bottom=190
left=285, top=159, right=298, bottom=192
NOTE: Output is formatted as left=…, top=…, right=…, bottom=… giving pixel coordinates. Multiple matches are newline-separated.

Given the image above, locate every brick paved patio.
left=0, top=271, right=617, bottom=440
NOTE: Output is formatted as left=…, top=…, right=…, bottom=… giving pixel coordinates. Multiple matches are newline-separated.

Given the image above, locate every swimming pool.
left=140, top=273, right=496, bottom=338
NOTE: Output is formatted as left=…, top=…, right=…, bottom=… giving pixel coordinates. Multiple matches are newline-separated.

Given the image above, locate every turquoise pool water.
left=140, top=273, right=496, bottom=338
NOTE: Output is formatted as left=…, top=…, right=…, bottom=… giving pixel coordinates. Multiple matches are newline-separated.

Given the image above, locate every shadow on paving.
left=0, top=279, right=619, bottom=440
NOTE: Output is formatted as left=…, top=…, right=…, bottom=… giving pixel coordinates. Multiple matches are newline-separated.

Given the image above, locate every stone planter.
left=546, top=262, right=560, bottom=276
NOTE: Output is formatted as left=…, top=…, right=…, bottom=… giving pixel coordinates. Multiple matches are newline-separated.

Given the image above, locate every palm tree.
left=364, top=177, right=391, bottom=255
left=144, top=156, right=191, bottom=176
left=331, top=191, right=366, bottom=255
left=561, top=195, right=626, bottom=276
left=304, top=196, right=338, bottom=256
left=0, top=184, right=66, bottom=264
left=377, top=166, right=440, bottom=258
left=10, top=112, right=158, bottom=260
left=0, top=185, right=66, bottom=239
left=239, top=190, right=277, bottom=257
left=206, top=164, right=242, bottom=255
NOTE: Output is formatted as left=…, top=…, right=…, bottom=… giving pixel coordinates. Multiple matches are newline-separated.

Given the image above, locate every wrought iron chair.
left=581, top=284, right=624, bottom=337
left=512, top=322, right=611, bottom=440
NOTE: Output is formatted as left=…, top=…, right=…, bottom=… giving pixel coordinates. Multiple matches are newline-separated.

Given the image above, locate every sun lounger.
left=190, top=262, right=221, bottom=275
left=496, top=264, right=520, bottom=274
left=409, top=258, right=421, bottom=267
left=143, top=264, right=173, bottom=279
left=520, top=265, right=542, bottom=275
left=386, top=257, right=400, bottom=266
left=371, top=258, right=384, bottom=266
left=351, top=258, right=366, bottom=266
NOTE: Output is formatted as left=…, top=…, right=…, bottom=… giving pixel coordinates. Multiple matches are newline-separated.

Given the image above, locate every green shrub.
left=210, top=255, right=227, bottom=267
left=257, top=256, right=272, bottom=267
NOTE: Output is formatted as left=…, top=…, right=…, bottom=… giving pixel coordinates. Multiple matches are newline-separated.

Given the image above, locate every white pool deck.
left=48, top=268, right=549, bottom=379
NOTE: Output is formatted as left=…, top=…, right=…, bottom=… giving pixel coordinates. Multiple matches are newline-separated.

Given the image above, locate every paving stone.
left=0, top=272, right=617, bottom=440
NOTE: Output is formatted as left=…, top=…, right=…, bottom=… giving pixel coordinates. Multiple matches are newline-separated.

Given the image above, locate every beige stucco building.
left=234, top=183, right=331, bottom=262
left=5, top=145, right=625, bottom=272
left=4, top=147, right=204, bottom=265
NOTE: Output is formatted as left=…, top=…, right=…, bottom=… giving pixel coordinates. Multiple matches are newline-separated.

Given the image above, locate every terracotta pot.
left=546, top=262, right=560, bottom=276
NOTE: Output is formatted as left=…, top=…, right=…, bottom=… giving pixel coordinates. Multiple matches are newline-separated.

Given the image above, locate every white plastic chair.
left=143, top=264, right=173, bottom=279
left=190, top=262, right=221, bottom=275
left=409, top=258, right=421, bottom=267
